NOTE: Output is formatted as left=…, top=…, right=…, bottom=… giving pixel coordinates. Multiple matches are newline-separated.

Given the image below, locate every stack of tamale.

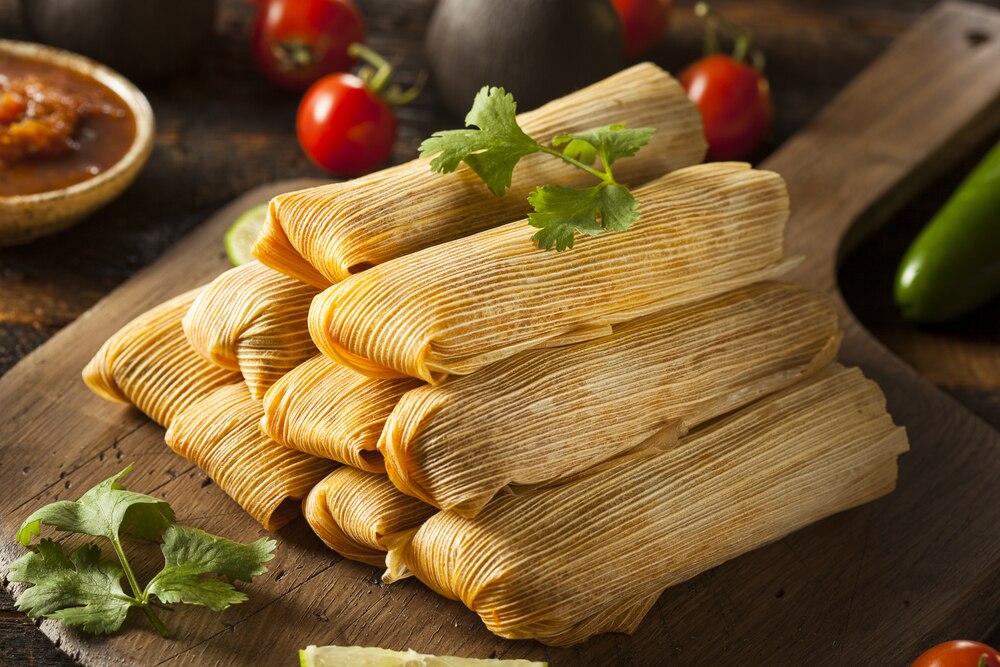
left=82, top=63, right=908, bottom=647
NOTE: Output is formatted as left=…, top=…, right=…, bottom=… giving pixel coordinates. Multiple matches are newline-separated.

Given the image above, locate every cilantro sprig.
left=419, top=87, right=654, bottom=251
left=9, top=466, right=275, bottom=637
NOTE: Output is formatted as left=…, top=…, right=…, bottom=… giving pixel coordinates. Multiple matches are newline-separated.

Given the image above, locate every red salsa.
left=0, top=54, right=136, bottom=196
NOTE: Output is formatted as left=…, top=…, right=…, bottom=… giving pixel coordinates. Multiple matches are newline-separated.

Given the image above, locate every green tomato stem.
left=538, top=145, right=616, bottom=184
left=348, top=43, right=393, bottom=93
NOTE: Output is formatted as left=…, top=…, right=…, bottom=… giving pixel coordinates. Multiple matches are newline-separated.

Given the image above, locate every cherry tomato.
left=679, top=53, right=772, bottom=160
left=297, top=73, right=396, bottom=176
left=612, top=0, right=672, bottom=59
left=912, top=640, right=1000, bottom=667
left=252, top=0, right=365, bottom=91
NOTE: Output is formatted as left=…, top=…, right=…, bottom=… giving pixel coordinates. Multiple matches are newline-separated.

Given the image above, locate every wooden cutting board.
left=2, top=2, right=999, bottom=665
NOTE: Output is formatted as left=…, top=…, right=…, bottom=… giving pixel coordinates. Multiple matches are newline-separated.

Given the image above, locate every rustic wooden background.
left=1, top=0, right=997, bottom=664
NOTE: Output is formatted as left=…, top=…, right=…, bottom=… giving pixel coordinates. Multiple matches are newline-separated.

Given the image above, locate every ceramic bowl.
left=0, top=39, right=155, bottom=245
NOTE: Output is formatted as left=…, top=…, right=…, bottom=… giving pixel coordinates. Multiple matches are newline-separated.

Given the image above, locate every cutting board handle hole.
left=965, top=29, right=991, bottom=47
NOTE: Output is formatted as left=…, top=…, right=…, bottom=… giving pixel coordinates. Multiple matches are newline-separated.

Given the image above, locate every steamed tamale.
left=83, top=289, right=240, bottom=427
left=380, top=283, right=840, bottom=516
left=393, top=366, right=908, bottom=646
left=261, top=355, right=420, bottom=472
left=165, top=383, right=336, bottom=531
left=310, top=163, right=792, bottom=382
left=254, top=63, right=707, bottom=286
left=183, top=261, right=319, bottom=400
left=303, top=467, right=435, bottom=567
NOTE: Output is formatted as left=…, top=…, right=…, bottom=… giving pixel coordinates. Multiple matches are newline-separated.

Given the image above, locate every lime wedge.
left=299, top=645, right=546, bottom=667
left=224, top=203, right=268, bottom=266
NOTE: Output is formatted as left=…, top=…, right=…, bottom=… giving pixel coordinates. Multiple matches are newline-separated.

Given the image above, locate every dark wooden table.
left=1, top=0, right=998, bottom=664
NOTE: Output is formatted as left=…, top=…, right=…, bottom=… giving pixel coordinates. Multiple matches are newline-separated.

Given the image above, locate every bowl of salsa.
left=0, top=39, right=154, bottom=245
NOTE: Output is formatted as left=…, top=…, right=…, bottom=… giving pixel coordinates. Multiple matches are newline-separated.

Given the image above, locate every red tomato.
left=297, top=73, right=396, bottom=176
left=912, top=640, right=1000, bottom=667
left=679, top=53, right=772, bottom=160
left=252, top=0, right=365, bottom=91
left=612, top=0, right=672, bottom=59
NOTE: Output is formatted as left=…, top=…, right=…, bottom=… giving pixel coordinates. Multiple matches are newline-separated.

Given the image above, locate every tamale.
left=261, top=355, right=420, bottom=472
left=83, top=289, right=240, bottom=427
left=394, top=366, right=909, bottom=646
left=254, top=63, right=707, bottom=286
left=165, top=383, right=336, bottom=531
left=310, top=163, right=792, bottom=382
left=302, top=467, right=435, bottom=567
left=183, top=261, right=319, bottom=400
left=380, top=282, right=841, bottom=516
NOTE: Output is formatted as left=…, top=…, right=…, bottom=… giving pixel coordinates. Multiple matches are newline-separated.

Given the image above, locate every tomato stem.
left=348, top=43, right=425, bottom=106
left=694, top=2, right=765, bottom=69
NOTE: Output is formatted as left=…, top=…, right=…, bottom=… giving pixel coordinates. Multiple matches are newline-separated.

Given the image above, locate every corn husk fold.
left=310, top=163, right=792, bottom=382
left=380, top=283, right=841, bottom=516
left=183, top=262, right=319, bottom=400
left=395, top=366, right=908, bottom=646
left=261, top=354, right=420, bottom=471
left=303, top=467, right=436, bottom=567
left=82, top=289, right=240, bottom=427
left=254, top=63, right=707, bottom=286
left=165, top=383, right=337, bottom=531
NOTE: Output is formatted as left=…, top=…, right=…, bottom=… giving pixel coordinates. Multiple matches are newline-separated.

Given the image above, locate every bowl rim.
left=0, top=38, right=156, bottom=205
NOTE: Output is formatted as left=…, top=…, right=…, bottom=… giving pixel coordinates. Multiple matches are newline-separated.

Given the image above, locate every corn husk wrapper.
left=183, top=262, right=319, bottom=400
left=380, top=283, right=841, bottom=517
left=254, top=63, right=707, bottom=286
left=165, top=383, right=337, bottom=531
left=394, top=366, right=909, bottom=645
left=303, top=467, right=435, bottom=567
left=261, top=355, right=420, bottom=472
left=82, top=289, right=240, bottom=428
left=310, top=163, right=792, bottom=382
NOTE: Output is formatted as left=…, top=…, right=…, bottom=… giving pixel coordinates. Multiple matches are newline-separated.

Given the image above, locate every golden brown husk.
left=396, top=366, right=908, bottom=646
left=261, top=355, right=420, bottom=472
left=183, top=262, right=319, bottom=400
left=380, top=283, right=841, bottom=517
left=254, top=63, right=707, bottom=286
left=165, top=383, right=337, bottom=531
left=302, top=467, right=436, bottom=567
left=82, top=289, right=240, bottom=428
left=309, top=163, right=792, bottom=382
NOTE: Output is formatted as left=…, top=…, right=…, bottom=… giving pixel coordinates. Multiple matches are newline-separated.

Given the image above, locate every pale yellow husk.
left=183, top=261, right=319, bottom=400
left=309, top=163, right=792, bottom=382
left=380, top=282, right=841, bottom=517
left=82, top=289, right=240, bottom=428
left=302, top=467, right=435, bottom=567
left=394, top=366, right=909, bottom=646
left=165, top=383, right=337, bottom=531
left=261, top=355, right=420, bottom=472
left=254, top=63, right=707, bottom=287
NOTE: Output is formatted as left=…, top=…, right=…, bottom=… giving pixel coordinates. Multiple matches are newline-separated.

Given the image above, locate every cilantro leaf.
left=17, top=466, right=175, bottom=546
left=553, top=124, right=655, bottom=169
left=146, top=526, right=276, bottom=612
left=8, top=540, right=134, bottom=635
left=527, top=183, right=640, bottom=251
left=418, top=86, right=540, bottom=197
left=557, top=137, right=598, bottom=167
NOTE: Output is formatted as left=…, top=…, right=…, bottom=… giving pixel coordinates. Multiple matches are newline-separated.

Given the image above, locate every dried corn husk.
left=254, top=63, right=706, bottom=286
left=303, top=467, right=435, bottom=567
left=82, top=289, right=240, bottom=428
left=394, top=366, right=908, bottom=645
left=261, top=355, right=420, bottom=472
left=380, top=283, right=841, bottom=517
left=183, top=261, right=319, bottom=400
left=165, top=383, right=337, bottom=531
left=310, top=163, right=792, bottom=382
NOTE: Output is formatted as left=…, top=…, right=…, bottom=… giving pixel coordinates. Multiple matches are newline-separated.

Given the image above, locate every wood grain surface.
left=1, top=1, right=999, bottom=666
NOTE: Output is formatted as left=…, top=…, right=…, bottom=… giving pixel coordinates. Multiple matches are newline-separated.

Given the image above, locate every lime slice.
left=299, top=645, right=546, bottom=667
left=224, top=203, right=268, bottom=266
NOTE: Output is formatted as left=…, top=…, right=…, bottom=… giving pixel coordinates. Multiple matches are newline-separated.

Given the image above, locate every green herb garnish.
left=419, top=87, right=654, bottom=251
left=10, top=466, right=275, bottom=637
